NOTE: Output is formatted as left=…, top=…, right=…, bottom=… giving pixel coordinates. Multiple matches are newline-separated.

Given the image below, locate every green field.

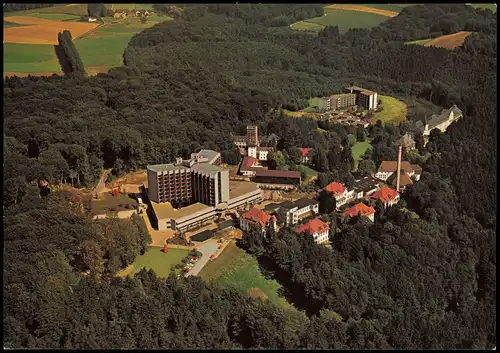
left=5, top=4, right=89, bottom=17
left=25, top=12, right=82, bottom=21
left=292, top=8, right=390, bottom=34
left=406, top=38, right=432, bottom=46
left=4, top=15, right=172, bottom=75
left=472, top=4, right=497, bottom=12
left=359, top=4, right=409, bottom=12
left=372, top=95, right=407, bottom=125
left=352, top=138, right=372, bottom=170
left=117, top=247, right=189, bottom=278
left=199, top=242, right=293, bottom=309
left=4, top=21, right=26, bottom=28
left=105, top=4, right=156, bottom=11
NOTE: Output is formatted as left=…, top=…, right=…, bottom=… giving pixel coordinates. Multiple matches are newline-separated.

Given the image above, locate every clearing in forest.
left=352, top=138, right=372, bottom=171
left=372, top=95, right=407, bottom=125
left=406, top=38, right=432, bottom=46
left=424, top=31, right=472, bottom=49
left=199, top=242, right=293, bottom=309
left=325, top=5, right=398, bottom=17
left=116, top=246, right=189, bottom=278
left=292, top=7, right=389, bottom=33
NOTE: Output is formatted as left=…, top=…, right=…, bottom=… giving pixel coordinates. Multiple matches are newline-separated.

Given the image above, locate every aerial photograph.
left=3, top=3, right=497, bottom=350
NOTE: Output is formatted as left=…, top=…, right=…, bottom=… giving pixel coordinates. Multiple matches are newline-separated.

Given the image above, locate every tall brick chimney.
left=396, top=145, right=402, bottom=192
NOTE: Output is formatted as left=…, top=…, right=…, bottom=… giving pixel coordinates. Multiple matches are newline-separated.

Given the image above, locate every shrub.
left=181, top=258, right=188, bottom=264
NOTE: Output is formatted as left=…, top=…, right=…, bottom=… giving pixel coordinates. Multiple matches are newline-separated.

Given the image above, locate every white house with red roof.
left=298, top=148, right=312, bottom=164
left=370, top=187, right=400, bottom=208
left=295, top=218, right=330, bottom=245
left=240, top=207, right=277, bottom=234
left=323, top=181, right=355, bottom=207
left=342, top=202, right=376, bottom=222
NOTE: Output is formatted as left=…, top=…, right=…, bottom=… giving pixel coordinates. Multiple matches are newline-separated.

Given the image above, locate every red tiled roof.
left=295, top=218, right=330, bottom=236
left=298, top=148, right=312, bottom=157
left=342, top=203, right=375, bottom=218
left=324, top=181, right=345, bottom=195
left=255, top=169, right=301, bottom=179
left=370, top=187, right=399, bottom=204
left=242, top=156, right=258, bottom=170
left=378, top=161, right=415, bottom=174
left=242, top=207, right=274, bottom=228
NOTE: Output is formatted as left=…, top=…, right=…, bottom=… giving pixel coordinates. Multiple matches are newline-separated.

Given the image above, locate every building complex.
left=410, top=104, right=463, bottom=146
left=147, top=149, right=262, bottom=233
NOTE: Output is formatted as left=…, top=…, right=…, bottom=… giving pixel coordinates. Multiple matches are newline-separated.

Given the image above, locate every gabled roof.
left=255, top=169, right=301, bottom=179
left=241, top=207, right=275, bottom=228
left=241, top=156, right=258, bottom=169
left=295, top=218, right=329, bottom=236
left=377, top=161, right=415, bottom=174
left=370, top=187, right=399, bottom=204
left=387, top=171, right=413, bottom=187
left=342, top=203, right=375, bottom=218
left=298, top=148, right=312, bottom=157
left=324, top=181, right=345, bottom=195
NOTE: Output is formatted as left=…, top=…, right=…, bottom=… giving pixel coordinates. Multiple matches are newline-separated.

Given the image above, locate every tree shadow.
left=53, top=44, right=71, bottom=75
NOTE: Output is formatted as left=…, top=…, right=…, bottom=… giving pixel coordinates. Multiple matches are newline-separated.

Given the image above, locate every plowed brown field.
left=326, top=5, right=398, bottom=17
left=424, top=31, right=472, bottom=49
left=4, top=16, right=97, bottom=45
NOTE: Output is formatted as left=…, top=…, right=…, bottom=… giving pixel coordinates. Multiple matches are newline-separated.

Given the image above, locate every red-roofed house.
left=240, top=156, right=260, bottom=176
left=370, top=187, right=399, bottom=208
left=295, top=218, right=330, bottom=244
left=298, top=148, right=313, bottom=164
left=342, top=203, right=376, bottom=222
left=323, top=181, right=355, bottom=207
left=240, top=207, right=277, bottom=234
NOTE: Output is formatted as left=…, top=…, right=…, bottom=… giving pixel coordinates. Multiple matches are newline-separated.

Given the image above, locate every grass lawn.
left=199, top=242, right=293, bottom=309
left=290, top=20, right=324, bottom=33
left=372, top=95, right=407, bottom=125
left=297, top=164, right=318, bottom=182
left=116, top=246, right=190, bottom=278
left=352, top=138, right=372, bottom=170
left=406, top=38, right=432, bottom=45
left=303, top=97, right=327, bottom=113
left=91, top=192, right=137, bottom=215
left=294, top=8, right=389, bottom=34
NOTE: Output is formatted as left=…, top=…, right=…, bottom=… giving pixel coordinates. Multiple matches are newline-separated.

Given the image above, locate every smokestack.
left=396, top=145, right=402, bottom=192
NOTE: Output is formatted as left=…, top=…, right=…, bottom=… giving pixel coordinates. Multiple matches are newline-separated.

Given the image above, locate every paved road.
left=185, top=240, right=219, bottom=277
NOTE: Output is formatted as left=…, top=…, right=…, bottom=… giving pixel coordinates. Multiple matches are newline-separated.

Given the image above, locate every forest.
left=3, top=4, right=496, bottom=349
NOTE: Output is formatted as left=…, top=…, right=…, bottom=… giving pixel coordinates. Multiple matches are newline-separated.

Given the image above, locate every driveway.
left=185, top=240, right=219, bottom=277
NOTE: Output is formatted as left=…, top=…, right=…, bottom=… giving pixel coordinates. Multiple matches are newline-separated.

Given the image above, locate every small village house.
left=298, top=148, right=312, bottom=164
left=323, top=181, right=354, bottom=207
left=370, top=187, right=400, bottom=208
left=240, top=207, right=277, bottom=234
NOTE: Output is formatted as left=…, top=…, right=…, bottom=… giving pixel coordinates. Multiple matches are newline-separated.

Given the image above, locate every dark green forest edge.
left=3, top=4, right=496, bottom=349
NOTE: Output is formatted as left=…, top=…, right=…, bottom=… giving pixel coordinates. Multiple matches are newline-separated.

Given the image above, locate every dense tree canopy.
left=3, top=4, right=496, bottom=349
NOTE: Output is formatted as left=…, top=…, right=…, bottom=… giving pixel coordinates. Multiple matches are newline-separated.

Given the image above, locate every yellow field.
left=424, top=31, right=472, bottom=49
left=325, top=5, right=398, bottom=17
left=4, top=16, right=97, bottom=45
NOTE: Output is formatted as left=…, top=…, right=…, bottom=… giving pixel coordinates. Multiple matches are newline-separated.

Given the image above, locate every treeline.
left=4, top=3, right=55, bottom=12
left=373, top=4, right=497, bottom=41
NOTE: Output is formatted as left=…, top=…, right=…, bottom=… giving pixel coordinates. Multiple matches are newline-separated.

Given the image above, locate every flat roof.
left=147, top=164, right=187, bottom=173
left=353, top=176, right=380, bottom=193
left=255, top=169, right=300, bottom=179
left=197, top=149, right=219, bottom=161
left=229, top=180, right=260, bottom=199
left=293, top=198, right=319, bottom=208
left=191, top=163, right=222, bottom=174
left=150, top=201, right=211, bottom=221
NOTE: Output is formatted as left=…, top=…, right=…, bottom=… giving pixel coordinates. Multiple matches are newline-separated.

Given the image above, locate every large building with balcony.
left=345, top=86, right=378, bottom=110
left=326, top=93, right=357, bottom=110
left=148, top=150, right=262, bottom=233
left=147, top=149, right=228, bottom=208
